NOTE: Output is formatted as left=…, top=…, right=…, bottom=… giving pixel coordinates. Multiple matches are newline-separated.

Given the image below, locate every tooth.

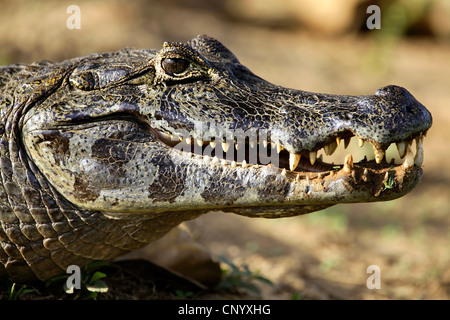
left=241, top=159, right=248, bottom=168
left=212, top=156, right=219, bottom=164
left=309, top=151, right=317, bottom=165
left=396, top=141, right=406, bottom=158
left=231, top=160, right=237, bottom=168
left=403, top=144, right=414, bottom=169
left=179, top=136, right=184, bottom=142
left=374, top=149, right=384, bottom=164
left=336, top=137, right=341, bottom=146
left=344, top=137, right=351, bottom=149
left=222, top=142, right=230, bottom=152
left=358, top=138, right=364, bottom=147
left=327, top=141, right=337, bottom=155
left=197, top=139, right=204, bottom=147
left=281, top=168, right=287, bottom=176
left=203, top=155, right=210, bottom=162
left=289, top=153, right=301, bottom=171
left=186, top=137, right=192, bottom=145
left=249, top=140, right=255, bottom=148
left=210, top=141, right=216, bottom=149
left=159, top=131, right=171, bottom=141
left=295, top=174, right=300, bottom=181
left=221, top=159, right=227, bottom=166
left=414, top=137, right=423, bottom=166
left=263, top=140, right=268, bottom=148
left=277, top=144, right=283, bottom=153
left=343, top=154, right=353, bottom=173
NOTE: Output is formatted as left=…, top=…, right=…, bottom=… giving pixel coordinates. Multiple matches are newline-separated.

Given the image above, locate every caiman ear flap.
left=187, top=34, right=240, bottom=63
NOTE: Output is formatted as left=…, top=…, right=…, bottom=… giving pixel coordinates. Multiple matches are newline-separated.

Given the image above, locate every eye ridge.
left=161, top=58, right=190, bottom=76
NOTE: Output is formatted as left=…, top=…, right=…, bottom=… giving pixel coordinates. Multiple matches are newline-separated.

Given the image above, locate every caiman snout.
left=354, top=85, right=432, bottom=147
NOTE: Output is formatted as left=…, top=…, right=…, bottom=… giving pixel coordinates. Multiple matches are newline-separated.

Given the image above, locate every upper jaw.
left=153, top=83, right=431, bottom=178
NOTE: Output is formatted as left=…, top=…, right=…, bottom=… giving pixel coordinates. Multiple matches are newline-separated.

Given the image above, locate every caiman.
left=0, top=35, right=432, bottom=282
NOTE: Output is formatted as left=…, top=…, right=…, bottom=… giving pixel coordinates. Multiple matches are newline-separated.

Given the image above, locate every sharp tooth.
left=221, top=159, right=227, bottom=166
left=396, top=141, right=406, bottom=158
left=374, top=149, right=385, bottom=164
left=186, top=137, right=192, bottom=145
left=344, top=137, right=351, bottom=149
left=197, top=139, right=204, bottom=147
left=289, top=153, right=301, bottom=171
left=403, top=144, right=414, bottom=169
left=343, top=154, right=353, bottom=173
left=231, top=160, right=237, bottom=168
left=414, top=137, right=424, bottom=166
left=323, top=144, right=329, bottom=155
left=241, top=159, right=248, bottom=168
left=277, top=144, right=283, bottom=153
left=336, top=137, right=341, bottom=146
left=212, top=156, right=219, bottom=164
left=235, top=143, right=240, bottom=151
left=281, top=168, right=287, bottom=176
left=309, top=151, right=317, bottom=165
left=210, top=141, right=216, bottom=149
left=358, top=138, right=364, bottom=147
left=222, top=142, right=230, bottom=152
left=179, top=136, right=184, bottom=142
left=159, top=131, right=171, bottom=141
left=327, top=141, right=337, bottom=155
left=249, top=140, right=255, bottom=148
left=263, top=140, right=268, bottom=148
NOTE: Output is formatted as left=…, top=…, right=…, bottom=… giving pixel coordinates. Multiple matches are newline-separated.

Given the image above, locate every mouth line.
left=153, top=128, right=427, bottom=175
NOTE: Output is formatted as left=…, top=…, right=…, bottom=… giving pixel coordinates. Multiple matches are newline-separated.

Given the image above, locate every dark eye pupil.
left=162, top=58, right=190, bottom=75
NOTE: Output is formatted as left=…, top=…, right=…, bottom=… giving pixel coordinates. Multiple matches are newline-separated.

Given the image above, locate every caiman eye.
left=161, top=58, right=190, bottom=76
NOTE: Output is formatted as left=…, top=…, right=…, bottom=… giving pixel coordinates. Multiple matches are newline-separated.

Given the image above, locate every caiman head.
left=22, top=35, right=432, bottom=220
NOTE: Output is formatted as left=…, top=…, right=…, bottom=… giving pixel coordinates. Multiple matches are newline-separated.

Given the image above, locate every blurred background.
left=1, top=0, right=448, bottom=299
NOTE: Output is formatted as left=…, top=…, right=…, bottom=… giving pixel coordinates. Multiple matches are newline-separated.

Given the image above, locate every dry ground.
left=0, top=0, right=449, bottom=300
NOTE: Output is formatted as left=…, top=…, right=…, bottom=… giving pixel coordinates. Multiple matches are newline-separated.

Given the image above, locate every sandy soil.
left=0, top=0, right=449, bottom=300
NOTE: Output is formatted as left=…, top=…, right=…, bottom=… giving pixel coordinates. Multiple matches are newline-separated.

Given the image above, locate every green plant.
left=45, top=261, right=109, bottom=299
left=6, top=282, right=34, bottom=300
left=214, top=255, right=273, bottom=298
left=383, top=168, right=396, bottom=190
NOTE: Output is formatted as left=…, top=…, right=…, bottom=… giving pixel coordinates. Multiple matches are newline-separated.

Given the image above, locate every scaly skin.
left=0, top=35, right=432, bottom=282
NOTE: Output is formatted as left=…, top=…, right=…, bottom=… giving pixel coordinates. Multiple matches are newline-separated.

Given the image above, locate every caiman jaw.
left=154, top=126, right=427, bottom=199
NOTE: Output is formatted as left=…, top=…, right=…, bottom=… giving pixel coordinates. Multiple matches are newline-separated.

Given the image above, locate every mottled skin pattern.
left=0, top=35, right=432, bottom=282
